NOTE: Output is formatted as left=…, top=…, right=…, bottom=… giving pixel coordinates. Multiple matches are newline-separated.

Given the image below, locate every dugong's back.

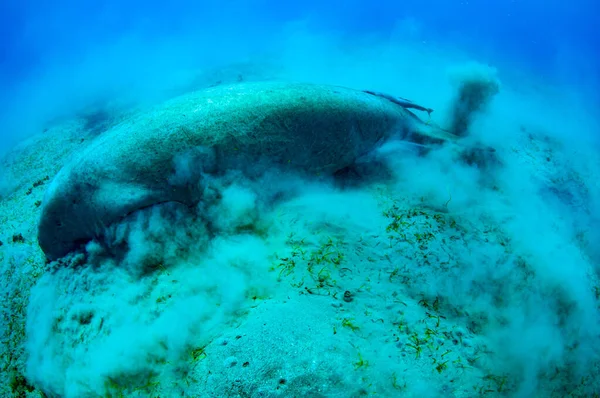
left=38, top=81, right=413, bottom=260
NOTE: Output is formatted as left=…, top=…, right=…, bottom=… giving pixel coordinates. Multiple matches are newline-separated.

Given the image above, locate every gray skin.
left=37, top=81, right=459, bottom=261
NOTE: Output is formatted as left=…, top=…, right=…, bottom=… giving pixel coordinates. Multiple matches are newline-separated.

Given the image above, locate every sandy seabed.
left=1, top=42, right=600, bottom=398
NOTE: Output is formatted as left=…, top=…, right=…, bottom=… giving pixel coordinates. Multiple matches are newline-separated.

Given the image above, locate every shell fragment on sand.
left=37, top=81, right=459, bottom=261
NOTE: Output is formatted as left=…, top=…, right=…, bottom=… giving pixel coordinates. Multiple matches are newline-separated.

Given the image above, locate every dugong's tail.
left=363, top=84, right=498, bottom=162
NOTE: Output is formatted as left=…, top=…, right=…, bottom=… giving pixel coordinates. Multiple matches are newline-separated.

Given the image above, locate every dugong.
left=38, top=81, right=459, bottom=261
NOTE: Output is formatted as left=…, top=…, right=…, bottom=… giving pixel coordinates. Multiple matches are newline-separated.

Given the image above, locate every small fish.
left=363, top=90, right=434, bottom=116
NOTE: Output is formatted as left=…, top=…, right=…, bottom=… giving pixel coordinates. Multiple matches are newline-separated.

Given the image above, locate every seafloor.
left=1, top=58, right=599, bottom=398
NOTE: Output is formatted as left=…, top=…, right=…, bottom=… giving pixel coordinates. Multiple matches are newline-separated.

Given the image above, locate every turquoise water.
left=0, top=2, right=599, bottom=397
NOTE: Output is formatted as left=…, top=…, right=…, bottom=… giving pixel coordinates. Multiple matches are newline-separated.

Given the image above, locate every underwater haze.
left=1, top=1, right=600, bottom=397
left=1, top=0, right=598, bottom=149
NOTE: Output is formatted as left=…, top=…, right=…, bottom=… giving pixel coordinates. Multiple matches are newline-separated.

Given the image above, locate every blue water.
left=1, top=0, right=598, bottom=87
left=3, top=2, right=600, bottom=396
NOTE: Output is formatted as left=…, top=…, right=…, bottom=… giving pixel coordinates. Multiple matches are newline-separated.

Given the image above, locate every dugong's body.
left=38, top=81, right=458, bottom=260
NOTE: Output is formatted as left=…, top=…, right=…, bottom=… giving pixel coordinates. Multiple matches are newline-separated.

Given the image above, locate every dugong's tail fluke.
left=362, top=84, right=498, bottom=166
